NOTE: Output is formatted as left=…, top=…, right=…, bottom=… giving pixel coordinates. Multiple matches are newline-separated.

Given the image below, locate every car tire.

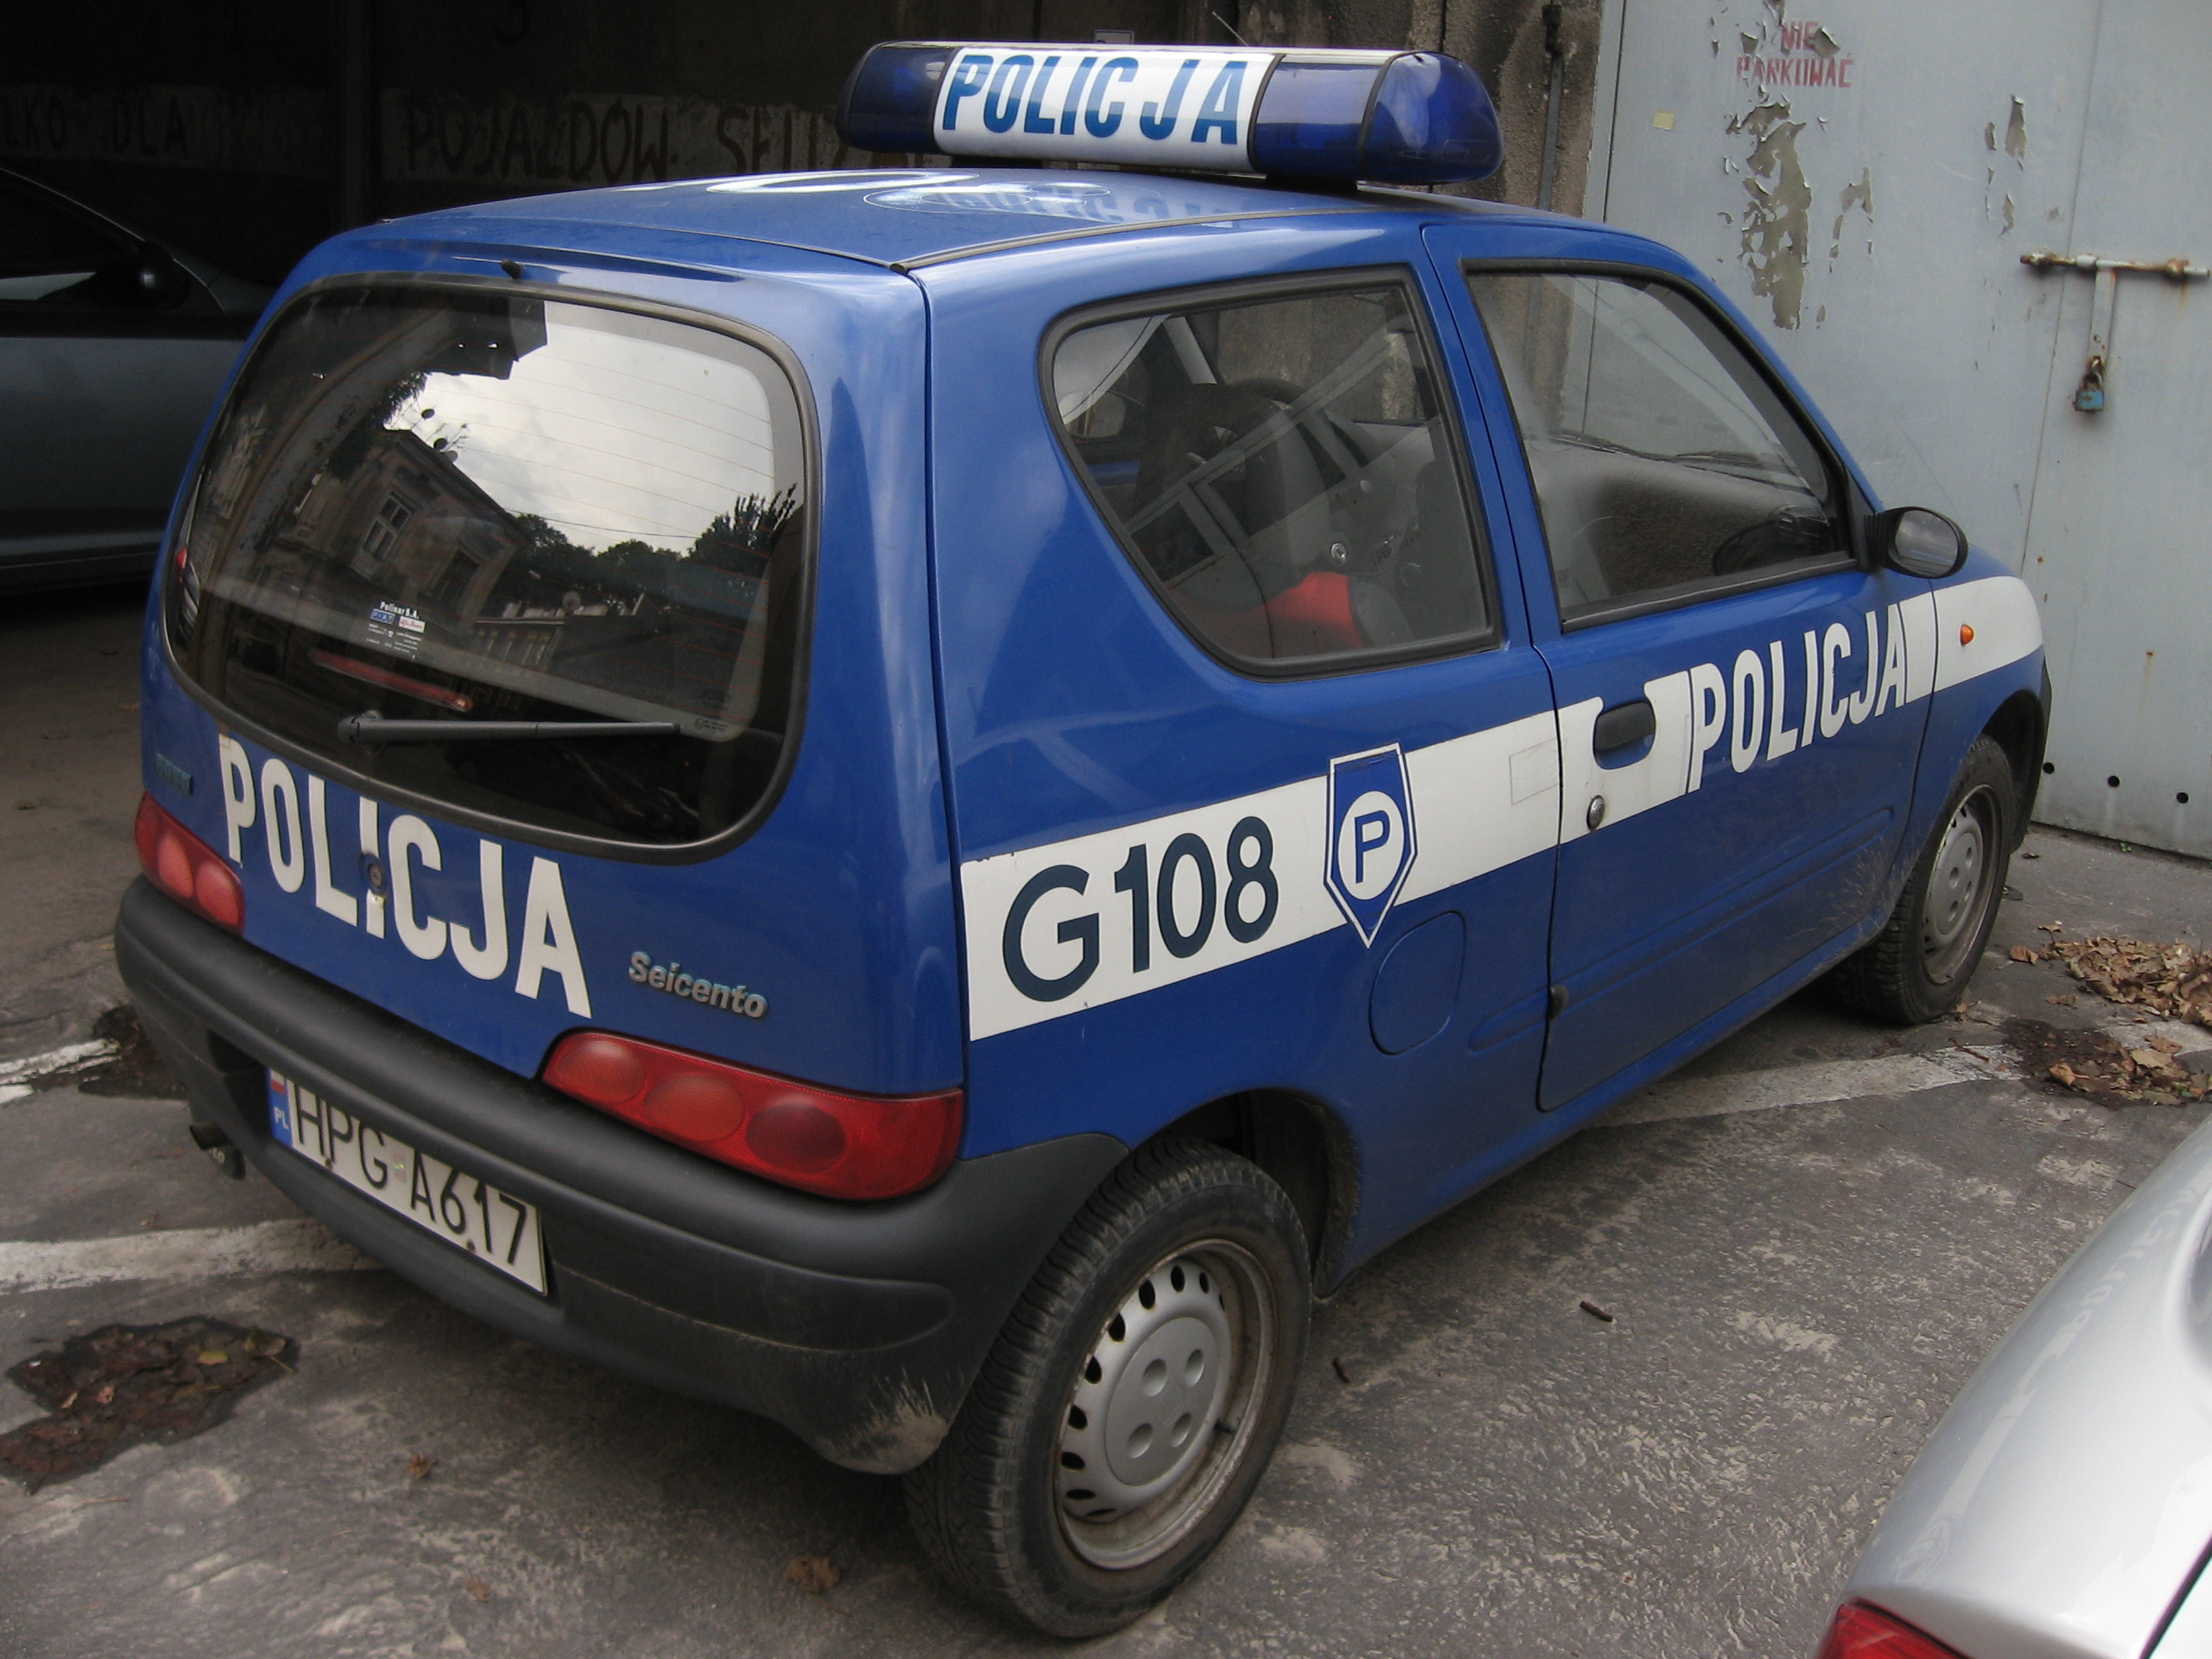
left=1828, top=735, right=2017, bottom=1025
left=904, top=1138, right=1311, bottom=1638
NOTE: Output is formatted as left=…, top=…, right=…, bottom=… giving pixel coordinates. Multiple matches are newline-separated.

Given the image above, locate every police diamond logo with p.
left=1325, top=745, right=1417, bottom=946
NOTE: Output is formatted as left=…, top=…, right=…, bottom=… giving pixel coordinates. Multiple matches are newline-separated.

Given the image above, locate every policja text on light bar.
left=835, top=42, right=1505, bottom=185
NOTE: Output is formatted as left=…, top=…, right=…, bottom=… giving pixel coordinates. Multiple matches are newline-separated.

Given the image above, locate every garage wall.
left=1, top=1, right=1603, bottom=286
left=3, top=5, right=337, bottom=283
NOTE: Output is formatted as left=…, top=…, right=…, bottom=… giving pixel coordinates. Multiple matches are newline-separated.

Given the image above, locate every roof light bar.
left=836, top=42, right=1503, bottom=185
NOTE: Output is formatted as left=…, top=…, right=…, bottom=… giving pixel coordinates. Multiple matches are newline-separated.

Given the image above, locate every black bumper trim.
left=115, top=880, right=1126, bottom=1471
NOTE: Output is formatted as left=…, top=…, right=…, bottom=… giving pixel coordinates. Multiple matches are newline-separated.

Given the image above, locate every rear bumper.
left=114, top=878, right=1124, bottom=1472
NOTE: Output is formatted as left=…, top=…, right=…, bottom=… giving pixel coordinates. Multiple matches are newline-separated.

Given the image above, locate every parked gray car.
left=0, top=166, right=269, bottom=592
left=1819, top=1109, right=2212, bottom=1658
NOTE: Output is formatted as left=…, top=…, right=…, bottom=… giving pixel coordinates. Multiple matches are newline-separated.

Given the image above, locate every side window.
left=0, top=179, right=134, bottom=307
left=1465, top=270, right=1847, bottom=625
left=1050, top=279, right=1492, bottom=669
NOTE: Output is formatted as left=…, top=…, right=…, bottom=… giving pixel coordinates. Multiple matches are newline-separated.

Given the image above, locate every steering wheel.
left=1711, top=509, right=1836, bottom=574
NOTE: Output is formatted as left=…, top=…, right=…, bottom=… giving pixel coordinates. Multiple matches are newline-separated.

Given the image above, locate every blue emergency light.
left=836, top=41, right=1503, bottom=185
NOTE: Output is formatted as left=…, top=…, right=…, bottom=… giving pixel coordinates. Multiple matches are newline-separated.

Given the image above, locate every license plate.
left=267, top=1073, right=548, bottom=1294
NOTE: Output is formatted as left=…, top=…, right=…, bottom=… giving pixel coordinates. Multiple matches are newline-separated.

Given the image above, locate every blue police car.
left=115, top=41, right=2047, bottom=1636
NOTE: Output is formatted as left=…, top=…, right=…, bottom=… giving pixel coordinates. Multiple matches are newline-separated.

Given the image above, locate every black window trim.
left=159, top=269, right=822, bottom=867
left=1038, top=264, right=1507, bottom=683
left=1458, top=256, right=1872, bottom=634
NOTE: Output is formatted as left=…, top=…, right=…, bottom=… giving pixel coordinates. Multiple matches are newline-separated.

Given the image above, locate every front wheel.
left=1828, top=735, right=2017, bottom=1024
left=905, top=1139, right=1311, bottom=1638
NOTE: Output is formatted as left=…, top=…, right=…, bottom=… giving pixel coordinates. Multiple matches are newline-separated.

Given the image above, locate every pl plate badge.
left=1325, top=745, right=1417, bottom=946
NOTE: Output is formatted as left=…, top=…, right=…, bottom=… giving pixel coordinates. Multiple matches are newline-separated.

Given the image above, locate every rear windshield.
left=166, top=284, right=808, bottom=847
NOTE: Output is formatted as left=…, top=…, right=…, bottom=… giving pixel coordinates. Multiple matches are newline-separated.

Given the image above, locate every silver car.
left=0, top=166, right=269, bottom=591
left=1820, top=1110, right=2212, bottom=1658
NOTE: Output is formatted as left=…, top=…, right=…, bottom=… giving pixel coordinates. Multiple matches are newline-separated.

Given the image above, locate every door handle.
left=1592, top=698, right=1656, bottom=755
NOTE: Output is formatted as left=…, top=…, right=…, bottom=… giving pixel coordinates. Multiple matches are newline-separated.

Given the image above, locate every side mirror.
left=132, top=240, right=193, bottom=309
left=1871, top=506, right=1969, bottom=579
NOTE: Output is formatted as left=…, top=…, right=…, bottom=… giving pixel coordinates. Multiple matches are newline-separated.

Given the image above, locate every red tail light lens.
left=1815, top=1604, right=1969, bottom=1659
left=542, top=1031, right=962, bottom=1201
left=133, top=794, right=245, bottom=933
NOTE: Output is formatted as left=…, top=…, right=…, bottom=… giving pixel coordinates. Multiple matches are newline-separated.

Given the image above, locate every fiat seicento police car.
left=116, top=39, right=2047, bottom=1636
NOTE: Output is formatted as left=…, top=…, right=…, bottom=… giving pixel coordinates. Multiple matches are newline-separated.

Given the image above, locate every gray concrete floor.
left=3, top=581, right=2207, bottom=1657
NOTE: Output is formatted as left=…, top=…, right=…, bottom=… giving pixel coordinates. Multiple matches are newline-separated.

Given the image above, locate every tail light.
left=1815, top=1603, right=1969, bottom=1659
left=542, top=1031, right=962, bottom=1201
left=134, top=794, right=244, bottom=933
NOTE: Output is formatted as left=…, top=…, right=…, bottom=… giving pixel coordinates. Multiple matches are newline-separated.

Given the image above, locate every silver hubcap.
left=1922, top=788, right=1997, bottom=983
left=1055, top=1243, right=1273, bottom=1570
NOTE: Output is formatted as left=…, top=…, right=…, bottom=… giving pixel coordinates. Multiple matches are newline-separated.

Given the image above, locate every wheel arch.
left=1140, top=1088, right=1359, bottom=1295
left=1983, top=684, right=2049, bottom=847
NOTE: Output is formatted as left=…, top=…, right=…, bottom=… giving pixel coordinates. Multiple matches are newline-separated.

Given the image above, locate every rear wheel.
left=905, top=1139, right=1310, bottom=1637
left=1829, top=735, right=2017, bottom=1024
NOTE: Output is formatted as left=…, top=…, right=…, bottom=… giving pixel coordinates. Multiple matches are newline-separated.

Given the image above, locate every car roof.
left=381, top=166, right=1546, bottom=275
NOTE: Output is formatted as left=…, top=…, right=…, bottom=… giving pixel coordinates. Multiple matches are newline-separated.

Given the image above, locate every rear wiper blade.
left=336, top=712, right=678, bottom=746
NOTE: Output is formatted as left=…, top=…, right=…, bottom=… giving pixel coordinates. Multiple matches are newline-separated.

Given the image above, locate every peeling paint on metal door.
left=1590, top=0, right=2210, bottom=855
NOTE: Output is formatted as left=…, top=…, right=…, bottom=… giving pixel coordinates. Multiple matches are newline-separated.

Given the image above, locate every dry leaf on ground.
left=783, top=1553, right=841, bottom=1594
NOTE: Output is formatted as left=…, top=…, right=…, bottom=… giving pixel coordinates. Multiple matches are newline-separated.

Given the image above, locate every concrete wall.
left=3, top=1, right=1603, bottom=286
left=1235, top=1, right=1604, bottom=216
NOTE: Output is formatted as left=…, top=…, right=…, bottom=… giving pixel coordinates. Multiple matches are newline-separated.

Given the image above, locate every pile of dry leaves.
left=2006, top=1019, right=2208, bottom=1107
left=2045, top=935, right=2212, bottom=1029
left=1995, top=931, right=2212, bottom=1107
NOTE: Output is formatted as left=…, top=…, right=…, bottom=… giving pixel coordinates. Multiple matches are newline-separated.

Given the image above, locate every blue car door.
left=1425, top=240, right=1935, bottom=1110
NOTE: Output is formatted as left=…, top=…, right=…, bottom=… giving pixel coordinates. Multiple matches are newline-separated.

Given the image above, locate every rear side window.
left=167, top=285, right=809, bottom=848
left=1049, top=278, right=1492, bottom=671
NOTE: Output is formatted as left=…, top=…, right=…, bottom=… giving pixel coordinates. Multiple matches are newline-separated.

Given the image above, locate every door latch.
left=2022, top=251, right=2208, bottom=415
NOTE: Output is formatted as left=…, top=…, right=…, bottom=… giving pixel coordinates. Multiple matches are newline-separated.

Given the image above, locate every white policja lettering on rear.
left=212, top=747, right=592, bottom=1016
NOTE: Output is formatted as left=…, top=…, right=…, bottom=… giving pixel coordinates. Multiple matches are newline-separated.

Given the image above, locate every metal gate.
left=1586, top=0, right=2212, bottom=854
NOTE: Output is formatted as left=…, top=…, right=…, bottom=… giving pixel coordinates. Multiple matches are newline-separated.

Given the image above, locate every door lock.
left=2023, top=250, right=2208, bottom=415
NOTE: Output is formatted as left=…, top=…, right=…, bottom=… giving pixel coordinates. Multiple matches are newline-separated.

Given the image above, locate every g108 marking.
left=961, top=710, right=1563, bottom=1042
left=1001, top=816, right=1281, bottom=1002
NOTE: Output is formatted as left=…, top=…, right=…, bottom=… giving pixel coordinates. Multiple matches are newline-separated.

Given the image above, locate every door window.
left=1050, top=277, right=1493, bottom=670
left=1465, top=270, right=1847, bottom=625
left=0, top=178, right=133, bottom=306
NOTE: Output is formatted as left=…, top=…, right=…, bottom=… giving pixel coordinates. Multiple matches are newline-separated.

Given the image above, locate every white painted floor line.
left=0, top=1219, right=379, bottom=1294
left=1610, top=1015, right=2211, bottom=1126
left=1607, top=1049, right=2001, bottom=1126
left=2107, top=1018, right=2209, bottom=1053
left=0, top=1039, right=119, bottom=1102
left=2, top=1013, right=2203, bottom=1289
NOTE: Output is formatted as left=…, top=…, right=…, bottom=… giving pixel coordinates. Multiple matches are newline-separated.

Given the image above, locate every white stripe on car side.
left=962, top=711, right=1559, bottom=1040
left=1935, top=573, right=2043, bottom=692
left=961, top=573, right=2040, bottom=1042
